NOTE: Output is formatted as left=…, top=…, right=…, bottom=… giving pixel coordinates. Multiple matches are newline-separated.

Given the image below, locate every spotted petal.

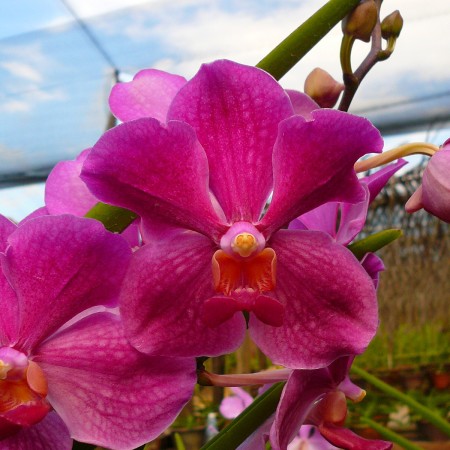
left=120, top=231, right=246, bottom=357
left=168, top=59, right=294, bottom=223
left=33, top=312, right=196, bottom=450
left=249, top=230, right=378, bottom=369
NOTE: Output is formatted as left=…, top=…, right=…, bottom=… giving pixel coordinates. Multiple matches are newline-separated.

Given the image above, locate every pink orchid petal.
left=45, top=149, right=96, bottom=217
left=109, top=69, right=186, bottom=122
left=203, top=296, right=239, bottom=327
left=360, top=253, right=385, bottom=289
left=34, top=312, right=195, bottom=450
left=1, top=215, right=131, bottom=351
left=261, top=110, right=383, bottom=236
left=405, top=184, right=424, bottom=213
left=0, top=412, right=71, bottom=450
left=168, top=59, right=294, bottom=223
left=319, top=424, right=392, bottom=450
left=19, top=207, right=48, bottom=225
left=362, top=159, right=407, bottom=203
left=0, top=214, right=16, bottom=247
left=250, top=230, right=378, bottom=369
left=82, top=118, right=226, bottom=241
left=289, top=203, right=339, bottom=239
left=270, top=369, right=334, bottom=450
left=120, top=231, right=246, bottom=357
left=421, top=147, right=450, bottom=222
left=285, top=90, right=319, bottom=119
left=219, top=387, right=254, bottom=419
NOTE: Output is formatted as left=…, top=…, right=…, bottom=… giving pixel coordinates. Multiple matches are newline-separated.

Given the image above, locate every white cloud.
left=1, top=61, right=43, bottom=83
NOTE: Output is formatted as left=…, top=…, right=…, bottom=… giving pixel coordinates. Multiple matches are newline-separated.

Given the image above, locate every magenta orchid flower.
left=406, top=141, right=450, bottom=223
left=219, top=387, right=337, bottom=450
left=81, top=59, right=383, bottom=369
left=0, top=214, right=195, bottom=450
left=271, top=356, right=392, bottom=450
left=290, top=159, right=407, bottom=287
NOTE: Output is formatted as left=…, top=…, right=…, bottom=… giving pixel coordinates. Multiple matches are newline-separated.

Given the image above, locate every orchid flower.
left=406, top=141, right=450, bottom=223
left=81, top=59, right=383, bottom=369
left=0, top=214, right=195, bottom=449
left=270, top=356, right=392, bottom=450
left=290, top=159, right=407, bottom=287
left=219, top=387, right=337, bottom=450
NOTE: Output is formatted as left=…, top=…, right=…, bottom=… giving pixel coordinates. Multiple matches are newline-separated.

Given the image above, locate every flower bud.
left=304, top=68, right=344, bottom=108
left=381, top=10, right=404, bottom=40
left=342, top=0, right=378, bottom=42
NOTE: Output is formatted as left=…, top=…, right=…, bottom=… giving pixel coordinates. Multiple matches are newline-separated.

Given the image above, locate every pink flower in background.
left=82, top=59, right=383, bottom=369
left=406, top=141, right=450, bottom=223
left=0, top=214, right=195, bottom=450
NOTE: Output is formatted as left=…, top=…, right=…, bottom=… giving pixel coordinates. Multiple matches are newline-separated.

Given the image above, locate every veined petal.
left=361, top=253, right=385, bottom=290
left=249, top=230, right=378, bottom=369
left=33, top=313, right=196, bottom=450
left=1, top=215, right=131, bottom=351
left=0, top=412, right=71, bottom=450
left=261, top=110, right=383, bottom=236
left=289, top=203, right=340, bottom=239
left=109, top=69, right=186, bottom=123
left=120, top=231, right=246, bottom=357
left=81, top=118, right=226, bottom=241
left=168, top=59, right=294, bottom=223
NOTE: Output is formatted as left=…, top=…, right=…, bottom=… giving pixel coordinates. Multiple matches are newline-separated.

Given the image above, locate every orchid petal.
left=45, top=149, right=96, bottom=217
left=109, top=69, right=186, bottom=122
left=81, top=118, right=226, bottom=241
left=219, top=387, right=254, bottom=419
left=285, top=90, right=319, bottom=119
left=0, top=214, right=16, bottom=248
left=237, top=416, right=273, bottom=450
left=0, top=412, right=71, bottom=450
left=362, top=159, right=407, bottom=203
left=289, top=203, right=339, bottom=239
left=33, top=312, right=196, bottom=450
left=261, top=110, right=383, bottom=236
left=319, top=424, right=392, bottom=450
left=360, top=253, right=385, bottom=289
left=2, top=215, right=131, bottom=351
left=270, top=369, right=334, bottom=450
left=120, top=231, right=246, bottom=357
left=405, top=185, right=424, bottom=213
left=250, top=230, right=378, bottom=369
left=168, top=59, right=294, bottom=223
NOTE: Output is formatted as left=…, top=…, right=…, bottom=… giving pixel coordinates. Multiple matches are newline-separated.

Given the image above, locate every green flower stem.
left=84, top=202, right=137, bottom=233
left=201, top=383, right=285, bottom=450
left=256, top=0, right=361, bottom=80
left=360, top=417, right=425, bottom=450
left=348, top=229, right=402, bottom=260
left=352, top=365, right=450, bottom=437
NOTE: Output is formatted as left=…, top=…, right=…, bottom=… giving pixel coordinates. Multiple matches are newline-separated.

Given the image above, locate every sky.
left=0, top=0, right=450, bottom=221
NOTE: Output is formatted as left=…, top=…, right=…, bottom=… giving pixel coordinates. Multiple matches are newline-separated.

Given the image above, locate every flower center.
left=0, top=347, right=50, bottom=439
left=203, top=222, right=284, bottom=328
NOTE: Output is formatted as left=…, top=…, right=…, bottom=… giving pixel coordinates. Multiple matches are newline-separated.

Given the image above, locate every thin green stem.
left=352, top=366, right=450, bottom=437
left=256, top=0, right=361, bottom=80
left=360, top=417, right=425, bottom=450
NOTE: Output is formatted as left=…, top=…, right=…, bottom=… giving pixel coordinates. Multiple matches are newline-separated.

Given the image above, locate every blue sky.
left=1, top=0, right=450, bottom=221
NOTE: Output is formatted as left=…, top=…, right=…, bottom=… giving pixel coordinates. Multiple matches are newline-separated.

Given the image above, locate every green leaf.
left=201, top=383, right=284, bottom=450
left=348, top=229, right=402, bottom=260
left=84, top=202, right=137, bottom=233
left=256, top=0, right=361, bottom=80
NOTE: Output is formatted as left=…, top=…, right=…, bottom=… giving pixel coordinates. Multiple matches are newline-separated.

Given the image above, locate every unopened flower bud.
left=342, top=0, right=378, bottom=42
left=381, top=10, right=403, bottom=40
left=304, top=68, right=344, bottom=108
